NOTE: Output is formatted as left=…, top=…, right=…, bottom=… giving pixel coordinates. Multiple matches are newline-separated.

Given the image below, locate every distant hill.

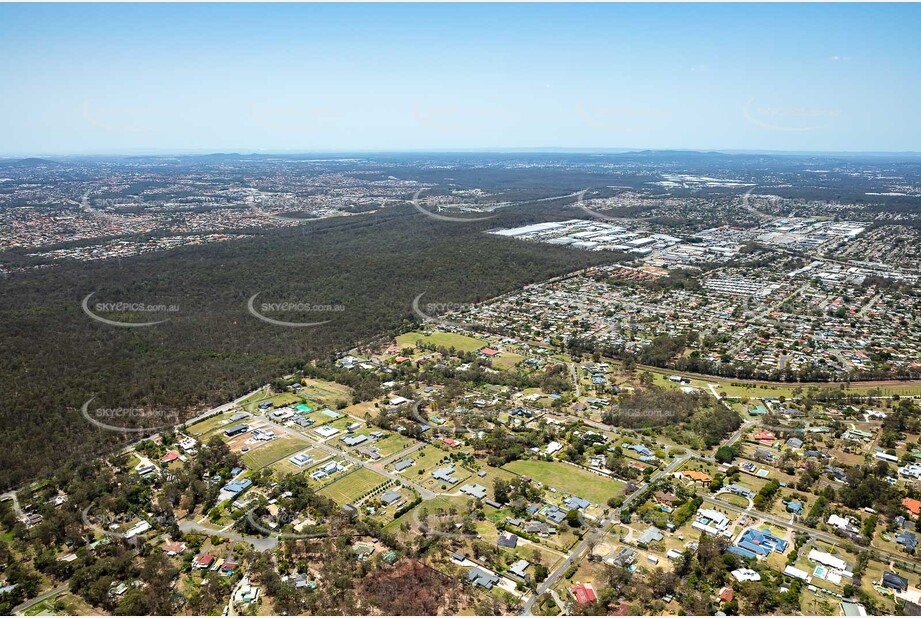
left=0, top=157, right=62, bottom=168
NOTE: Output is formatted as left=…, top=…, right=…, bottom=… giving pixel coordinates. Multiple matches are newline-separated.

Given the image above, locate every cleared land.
left=241, top=436, right=309, bottom=470
left=503, top=459, right=625, bottom=505
left=317, top=467, right=390, bottom=505
left=186, top=410, right=241, bottom=437
left=396, top=330, right=487, bottom=353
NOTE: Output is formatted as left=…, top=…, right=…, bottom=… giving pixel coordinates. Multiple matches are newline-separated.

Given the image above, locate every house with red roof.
left=162, top=541, right=186, bottom=556
left=193, top=553, right=215, bottom=569
left=160, top=451, right=180, bottom=464
left=569, top=582, right=597, bottom=605
left=480, top=347, right=500, bottom=357
left=903, top=497, right=921, bottom=518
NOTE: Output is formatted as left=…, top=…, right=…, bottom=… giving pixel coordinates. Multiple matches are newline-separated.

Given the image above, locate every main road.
left=702, top=495, right=917, bottom=570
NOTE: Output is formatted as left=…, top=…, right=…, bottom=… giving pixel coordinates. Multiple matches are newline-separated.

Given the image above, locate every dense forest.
left=0, top=201, right=621, bottom=489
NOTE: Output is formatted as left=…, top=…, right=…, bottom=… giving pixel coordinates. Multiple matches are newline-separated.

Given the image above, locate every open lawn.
left=492, top=351, right=526, bottom=370
left=186, top=410, right=239, bottom=437
left=396, top=330, right=487, bottom=353
left=385, top=494, right=471, bottom=534
left=299, top=378, right=353, bottom=405
left=391, top=445, right=452, bottom=475
left=373, top=432, right=417, bottom=458
left=503, top=460, right=625, bottom=506
left=318, top=467, right=390, bottom=505
left=241, top=436, right=309, bottom=470
left=637, top=364, right=921, bottom=399
left=239, top=390, right=302, bottom=411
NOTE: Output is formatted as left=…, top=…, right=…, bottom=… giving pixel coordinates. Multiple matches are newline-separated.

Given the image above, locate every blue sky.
left=1, top=3, right=919, bottom=155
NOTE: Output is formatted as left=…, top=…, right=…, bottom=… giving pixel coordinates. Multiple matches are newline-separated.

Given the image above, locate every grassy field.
left=373, top=432, right=417, bottom=457
left=390, top=445, right=452, bottom=475
left=299, top=377, right=353, bottom=405
left=396, top=330, right=487, bottom=353
left=241, top=436, right=309, bottom=470
left=639, top=364, right=921, bottom=399
left=317, top=467, right=389, bottom=505
left=503, top=460, right=625, bottom=506
left=239, top=390, right=302, bottom=410
left=186, top=410, right=240, bottom=437
left=384, top=494, right=470, bottom=533
left=492, top=351, right=526, bottom=370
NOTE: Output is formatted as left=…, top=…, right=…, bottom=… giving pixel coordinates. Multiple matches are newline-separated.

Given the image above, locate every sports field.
left=503, top=459, right=624, bottom=506
left=317, top=468, right=389, bottom=505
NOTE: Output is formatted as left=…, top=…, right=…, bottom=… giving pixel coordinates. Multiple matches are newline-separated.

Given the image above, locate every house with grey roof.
left=497, top=532, right=518, bottom=549
left=459, top=483, right=488, bottom=499
left=508, top=559, right=530, bottom=579
left=432, top=467, right=459, bottom=485
left=393, top=458, right=414, bottom=472
left=466, top=566, right=500, bottom=589
left=564, top=496, right=591, bottom=510
left=638, top=526, right=664, bottom=545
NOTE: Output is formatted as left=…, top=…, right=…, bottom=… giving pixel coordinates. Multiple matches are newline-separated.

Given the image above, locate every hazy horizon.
left=2, top=3, right=920, bottom=155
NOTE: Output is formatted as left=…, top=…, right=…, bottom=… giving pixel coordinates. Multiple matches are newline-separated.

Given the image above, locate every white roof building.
left=731, top=568, right=762, bottom=582
left=783, top=565, right=809, bottom=581
left=808, top=549, right=848, bottom=573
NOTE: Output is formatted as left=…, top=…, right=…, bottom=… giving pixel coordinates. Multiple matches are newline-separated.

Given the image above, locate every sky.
left=1, top=3, right=920, bottom=155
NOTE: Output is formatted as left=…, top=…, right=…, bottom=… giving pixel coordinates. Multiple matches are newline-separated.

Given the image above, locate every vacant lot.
left=503, top=460, right=625, bottom=506
left=492, top=351, right=525, bottom=370
left=186, top=410, right=242, bottom=437
left=396, top=330, right=487, bottom=353
left=241, top=436, right=309, bottom=470
left=318, top=467, right=390, bottom=505
left=299, top=377, right=353, bottom=405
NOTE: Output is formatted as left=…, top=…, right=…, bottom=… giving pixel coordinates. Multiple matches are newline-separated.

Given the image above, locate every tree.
left=715, top=445, right=737, bottom=464
left=565, top=509, right=582, bottom=528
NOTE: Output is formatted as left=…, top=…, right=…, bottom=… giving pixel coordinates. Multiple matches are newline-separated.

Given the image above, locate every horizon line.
left=4, top=146, right=921, bottom=159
